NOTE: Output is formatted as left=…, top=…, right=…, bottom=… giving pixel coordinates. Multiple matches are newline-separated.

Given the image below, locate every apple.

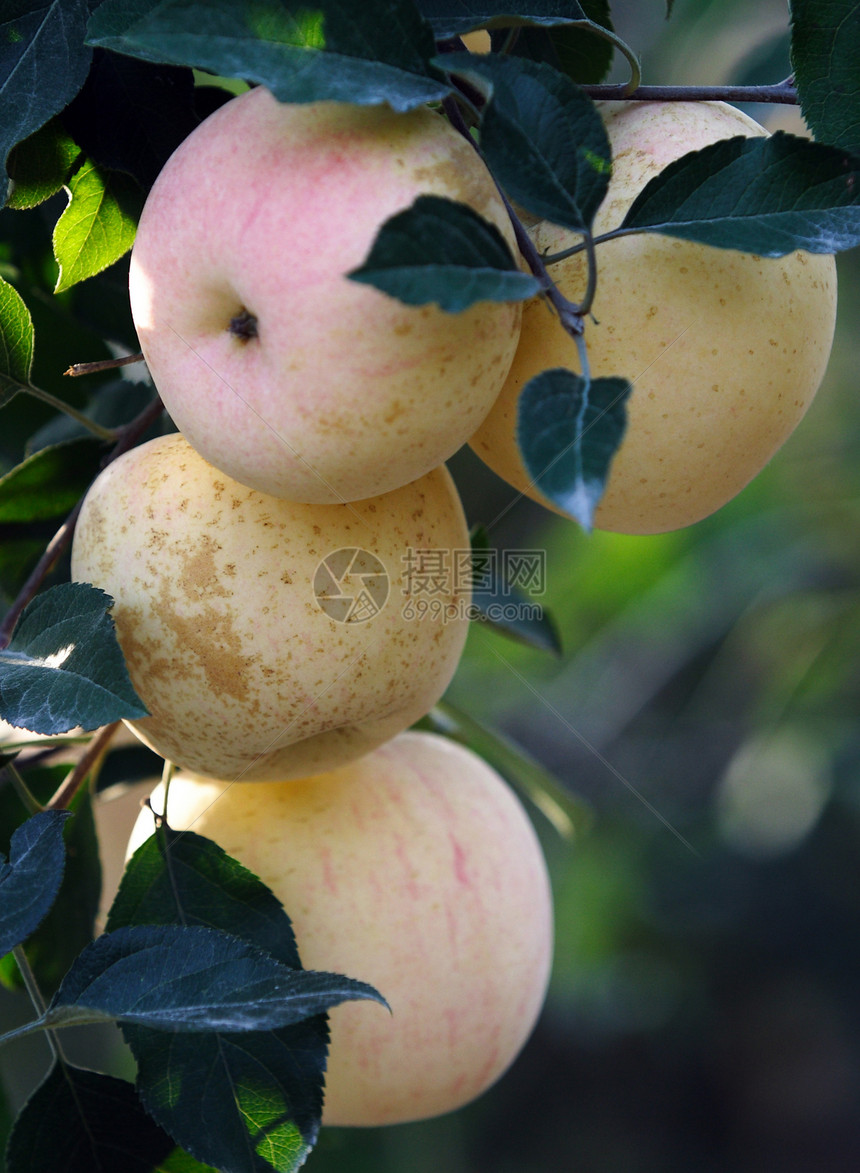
left=129, top=86, right=523, bottom=505
left=70, top=433, right=471, bottom=782
left=469, top=101, right=838, bottom=534
left=126, top=731, right=554, bottom=1127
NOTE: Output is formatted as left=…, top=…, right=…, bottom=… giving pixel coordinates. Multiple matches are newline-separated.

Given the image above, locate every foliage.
left=0, top=1, right=859, bottom=1170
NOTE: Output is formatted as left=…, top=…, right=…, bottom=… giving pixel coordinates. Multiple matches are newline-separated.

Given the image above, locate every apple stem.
left=229, top=307, right=258, bottom=342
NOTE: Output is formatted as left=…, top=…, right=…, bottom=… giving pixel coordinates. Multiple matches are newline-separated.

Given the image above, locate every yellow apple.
left=70, top=434, right=471, bottom=781
left=126, top=731, right=554, bottom=1127
left=129, top=87, right=523, bottom=504
left=469, top=100, right=838, bottom=533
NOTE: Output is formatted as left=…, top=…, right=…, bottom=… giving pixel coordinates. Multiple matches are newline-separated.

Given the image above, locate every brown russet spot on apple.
left=71, top=433, right=471, bottom=782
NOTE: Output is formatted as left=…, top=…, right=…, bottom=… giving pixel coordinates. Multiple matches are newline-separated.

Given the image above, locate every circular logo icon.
left=314, top=548, right=389, bottom=623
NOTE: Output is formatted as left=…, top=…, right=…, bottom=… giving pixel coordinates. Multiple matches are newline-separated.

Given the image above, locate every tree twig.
left=64, top=353, right=145, bottom=377
left=47, top=722, right=120, bottom=811
left=582, top=80, right=798, bottom=105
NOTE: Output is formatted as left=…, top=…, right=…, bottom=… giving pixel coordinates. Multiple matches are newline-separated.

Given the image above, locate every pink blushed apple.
left=127, top=731, right=554, bottom=1126
left=129, top=88, right=523, bottom=504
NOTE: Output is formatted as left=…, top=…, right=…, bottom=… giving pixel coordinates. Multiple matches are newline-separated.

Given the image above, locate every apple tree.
left=1, top=1, right=859, bottom=1171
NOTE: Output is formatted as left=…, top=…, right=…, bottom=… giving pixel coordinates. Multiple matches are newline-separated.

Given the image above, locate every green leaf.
left=619, top=132, right=860, bottom=256
left=5, top=119, right=82, bottom=210
left=0, top=438, right=103, bottom=523
left=53, top=159, right=143, bottom=293
left=0, top=769, right=101, bottom=997
left=0, top=810, right=70, bottom=956
left=349, top=194, right=540, bottom=311
left=109, top=825, right=305, bottom=966
left=45, top=922, right=385, bottom=1032
left=421, top=700, right=593, bottom=839
left=5, top=1062, right=208, bottom=1173
left=0, top=277, right=34, bottom=406
left=517, top=367, right=630, bottom=531
left=0, top=0, right=92, bottom=183
left=440, top=52, right=611, bottom=231
left=108, top=825, right=331, bottom=1172
left=87, top=0, right=449, bottom=112
left=420, top=0, right=593, bottom=37
left=791, top=0, right=860, bottom=156
left=494, top=0, right=615, bottom=86
left=0, top=581, right=149, bottom=735
left=468, top=524, right=562, bottom=653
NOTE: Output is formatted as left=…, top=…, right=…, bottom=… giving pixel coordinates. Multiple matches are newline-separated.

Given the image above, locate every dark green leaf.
left=440, top=52, right=611, bottom=231
left=53, top=159, right=143, bottom=293
left=0, top=810, right=70, bottom=956
left=5, top=1062, right=206, bottom=1173
left=791, top=0, right=860, bottom=156
left=109, top=825, right=305, bottom=967
left=5, top=119, right=82, bottom=211
left=619, top=132, right=860, bottom=256
left=0, top=581, right=149, bottom=735
left=421, top=700, right=593, bottom=839
left=420, top=0, right=592, bottom=37
left=517, top=367, right=630, bottom=531
left=0, top=438, right=103, bottom=523
left=87, top=0, right=448, bottom=112
left=108, top=825, right=330, bottom=1172
left=0, top=0, right=92, bottom=183
left=349, top=194, right=539, bottom=311
left=0, top=766, right=102, bottom=998
left=468, top=524, right=562, bottom=653
left=0, top=277, right=34, bottom=406
left=61, top=50, right=199, bottom=191
left=493, top=0, right=615, bottom=85
left=46, top=922, right=385, bottom=1032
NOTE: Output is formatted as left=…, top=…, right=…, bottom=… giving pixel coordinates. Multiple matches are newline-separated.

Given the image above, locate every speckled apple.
left=70, top=433, right=471, bottom=781
left=129, top=87, right=523, bottom=504
left=126, top=731, right=554, bottom=1127
left=469, top=101, right=838, bottom=534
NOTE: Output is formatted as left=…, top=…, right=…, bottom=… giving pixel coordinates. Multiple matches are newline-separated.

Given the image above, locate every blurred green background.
left=4, top=1, right=860, bottom=1170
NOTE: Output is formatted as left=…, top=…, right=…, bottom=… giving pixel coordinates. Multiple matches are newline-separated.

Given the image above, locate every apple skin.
left=129, top=87, right=523, bottom=505
left=126, top=731, right=554, bottom=1127
left=469, top=101, right=838, bottom=534
left=70, top=433, right=471, bottom=781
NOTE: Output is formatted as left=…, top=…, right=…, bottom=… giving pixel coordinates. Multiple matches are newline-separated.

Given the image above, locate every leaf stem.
left=47, top=722, right=120, bottom=811
left=11, top=945, right=67, bottom=1063
left=3, top=761, right=44, bottom=815
left=583, top=80, right=798, bottom=105
left=25, top=384, right=116, bottom=442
